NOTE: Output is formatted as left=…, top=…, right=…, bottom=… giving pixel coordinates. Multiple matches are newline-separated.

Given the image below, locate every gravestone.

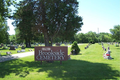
left=14, top=46, right=18, bottom=49
left=1, top=43, right=4, bottom=47
left=112, top=42, right=113, bottom=45
left=10, top=42, right=13, bottom=46
left=56, top=43, right=60, bottom=46
left=104, top=50, right=112, bottom=59
left=21, top=49, right=25, bottom=52
left=72, top=49, right=76, bottom=55
left=6, top=52, right=11, bottom=55
left=87, top=45, right=88, bottom=48
left=104, top=48, right=106, bottom=51
left=17, top=50, right=21, bottom=53
left=9, top=46, right=16, bottom=50
left=21, top=46, right=25, bottom=49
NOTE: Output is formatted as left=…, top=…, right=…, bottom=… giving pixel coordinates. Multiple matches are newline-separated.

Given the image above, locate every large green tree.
left=13, top=0, right=35, bottom=47
left=98, top=33, right=112, bottom=42
left=110, top=25, right=120, bottom=42
left=13, top=0, right=83, bottom=46
left=0, top=0, right=15, bottom=43
left=74, top=33, right=88, bottom=43
left=85, top=31, right=97, bottom=43
left=34, top=0, right=83, bottom=46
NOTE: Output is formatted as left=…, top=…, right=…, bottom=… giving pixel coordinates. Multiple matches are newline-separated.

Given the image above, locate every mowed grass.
left=0, top=43, right=120, bottom=80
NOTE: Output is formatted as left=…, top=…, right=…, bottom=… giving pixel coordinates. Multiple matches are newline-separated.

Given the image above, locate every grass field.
left=0, top=43, right=120, bottom=80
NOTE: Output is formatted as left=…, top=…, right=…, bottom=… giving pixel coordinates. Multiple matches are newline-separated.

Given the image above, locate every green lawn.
left=0, top=43, right=120, bottom=80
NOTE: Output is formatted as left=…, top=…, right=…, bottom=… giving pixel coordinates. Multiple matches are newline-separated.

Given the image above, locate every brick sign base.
left=34, top=46, right=68, bottom=64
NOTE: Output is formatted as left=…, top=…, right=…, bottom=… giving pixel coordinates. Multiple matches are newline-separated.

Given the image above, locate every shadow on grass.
left=116, top=47, right=120, bottom=49
left=0, top=59, right=120, bottom=80
left=0, top=48, right=9, bottom=50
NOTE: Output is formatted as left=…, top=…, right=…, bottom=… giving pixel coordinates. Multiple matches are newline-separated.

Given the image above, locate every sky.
left=7, top=0, right=120, bottom=35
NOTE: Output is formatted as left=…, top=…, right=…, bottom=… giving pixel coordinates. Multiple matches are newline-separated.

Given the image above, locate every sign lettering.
left=35, top=46, right=68, bottom=61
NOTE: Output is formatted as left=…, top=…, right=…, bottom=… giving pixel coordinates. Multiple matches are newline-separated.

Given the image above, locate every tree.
left=85, top=31, right=97, bottom=43
left=14, top=27, right=23, bottom=43
left=97, top=33, right=112, bottom=42
left=71, top=41, right=80, bottom=55
left=13, top=0, right=83, bottom=46
left=34, top=0, right=83, bottom=46
left=9, top=35, right=16, bottom=44
left=74, top=33, right=88, bottom=43
left=13, top=0, right=35, bottom=47
left=0, top=19, right=9, bottom=43
left=0, top=0, right=16, bottom=43
left=110, top=25, right=120, bottom=42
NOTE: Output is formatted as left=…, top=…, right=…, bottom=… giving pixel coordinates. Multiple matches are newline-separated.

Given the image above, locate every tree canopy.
left=0, top=0, right=15, bottom=43
left=13, top=0, right=35, bottom=47
left=110, top=25, right=120, bottom=42
left=13, top=0, right=83, bottom=46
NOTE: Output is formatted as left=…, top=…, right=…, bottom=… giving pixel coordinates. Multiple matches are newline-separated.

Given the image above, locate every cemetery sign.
left=35, top=46, right=68, bottom=61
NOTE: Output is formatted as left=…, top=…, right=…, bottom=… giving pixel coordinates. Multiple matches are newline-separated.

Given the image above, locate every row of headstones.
left=10, top=46, right=27, bottom=53
left=0, top=43, right=25, bottom=47
left=115, top=42, right=119, bottom=47
left=102, top=42, right=110, bottom=51
left=103, top=42, right=119, bottom=47
left=0, top=43, right=25, bottom=49
left=102, top=45, right=109, bottom=51
left=0, top=49, right=33, bottom=56
left=9, top=45, right=25, bottom=50
left=0, top=46, right=26, bottom=56
left=102, top=43, right=113, bottom=59
left=85, top=43, right=91, bottom=49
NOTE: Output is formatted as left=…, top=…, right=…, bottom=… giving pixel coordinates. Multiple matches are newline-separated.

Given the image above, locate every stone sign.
left=35, top=46, right=68, bottom=61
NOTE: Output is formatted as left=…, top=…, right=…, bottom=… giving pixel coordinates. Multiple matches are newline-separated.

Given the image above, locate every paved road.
left=0, top=51, right=34, bottom=62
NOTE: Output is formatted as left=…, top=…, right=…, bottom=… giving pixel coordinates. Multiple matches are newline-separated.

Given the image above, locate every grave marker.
left=9, top=46, right=16, bottom=50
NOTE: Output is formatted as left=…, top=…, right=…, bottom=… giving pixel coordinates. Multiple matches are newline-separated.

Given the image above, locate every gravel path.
left=0, top=51, right=34, bottom=62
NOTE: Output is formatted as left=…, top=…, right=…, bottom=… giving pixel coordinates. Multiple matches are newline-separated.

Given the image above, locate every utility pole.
left=98, top=28, right=99, bottom=43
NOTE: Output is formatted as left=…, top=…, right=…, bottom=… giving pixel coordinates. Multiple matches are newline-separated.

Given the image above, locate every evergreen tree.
left=71, top=41, right=80, bottom=55
left=34, top=0, right=83, bottom=46
left=13, top=0, right=35, bottom=47
left=13, top=0, right=83, bottom=46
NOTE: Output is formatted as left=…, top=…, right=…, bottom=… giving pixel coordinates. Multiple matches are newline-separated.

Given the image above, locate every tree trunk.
left=43, top=32, right=53, bottom=63
left=44, top=33, right=52, bottom=46
left=28, top=39, right=31, bottom=47
left=25, top=39, right=31, bottom=47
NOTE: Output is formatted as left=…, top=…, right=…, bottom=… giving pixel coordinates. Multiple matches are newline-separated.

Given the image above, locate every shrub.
left=115, top=45, right=119, bottom=47
left=71, top=41, right=80, bottom=55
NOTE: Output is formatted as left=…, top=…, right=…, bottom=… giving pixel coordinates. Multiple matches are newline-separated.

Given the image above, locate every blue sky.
left=7, top=0, right=120, bottom=35
left=78, top=0, right=120, bottom=33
